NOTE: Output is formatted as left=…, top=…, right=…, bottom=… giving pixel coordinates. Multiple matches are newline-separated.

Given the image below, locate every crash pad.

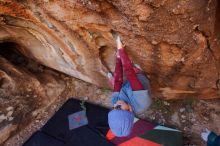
left=23, top=98, right=183, bottom=146
left=23, top=98, right=114, bottom=146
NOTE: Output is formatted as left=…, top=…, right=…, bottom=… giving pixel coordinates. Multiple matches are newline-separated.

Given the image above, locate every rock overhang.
left=0, top=0, right=219, bottom=99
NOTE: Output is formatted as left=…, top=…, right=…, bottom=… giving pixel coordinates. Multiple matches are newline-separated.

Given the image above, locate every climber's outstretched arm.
left=116, top=36, right=143, bottom=91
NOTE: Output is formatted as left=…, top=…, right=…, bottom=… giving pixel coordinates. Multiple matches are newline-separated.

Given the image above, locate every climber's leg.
left=119, top=48, right=144, bottom=91
left=113, top=57, right=123, bottom=92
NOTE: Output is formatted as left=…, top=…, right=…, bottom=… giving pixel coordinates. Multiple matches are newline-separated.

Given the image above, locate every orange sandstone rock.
left=0, top=0, right=219, bottom=99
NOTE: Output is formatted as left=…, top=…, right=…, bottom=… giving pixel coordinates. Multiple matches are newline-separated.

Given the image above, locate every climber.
left=201, top=129, right=220, bottom=146
left=107, top=36, right=152, bottom=137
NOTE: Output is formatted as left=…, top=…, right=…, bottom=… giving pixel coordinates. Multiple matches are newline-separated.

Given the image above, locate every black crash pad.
left=23, top=98, right=114, bottom=146
left=23, top=131, right=65, bottom=146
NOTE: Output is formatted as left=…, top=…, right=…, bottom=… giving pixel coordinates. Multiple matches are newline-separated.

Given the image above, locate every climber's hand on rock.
left=116, top=36, right=123, bottom=49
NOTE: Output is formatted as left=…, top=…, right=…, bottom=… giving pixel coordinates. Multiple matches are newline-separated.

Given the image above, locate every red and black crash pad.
left=23, top=98, right=183, bottom=146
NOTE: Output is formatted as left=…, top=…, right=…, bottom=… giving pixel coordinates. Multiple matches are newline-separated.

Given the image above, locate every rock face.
left=0, top=49, right=66, bottom=145
left=0, top=0, right=220, bottom=99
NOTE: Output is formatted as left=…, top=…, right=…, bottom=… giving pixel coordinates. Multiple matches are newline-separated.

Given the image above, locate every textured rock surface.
left=0, top=54, right=66, bottom=145
left=0, top=124, right=18, bottom=144
left=0, top=0, right=220, bottom=99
